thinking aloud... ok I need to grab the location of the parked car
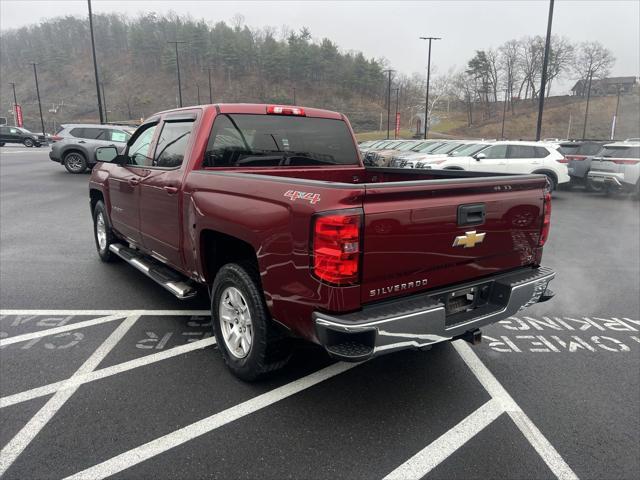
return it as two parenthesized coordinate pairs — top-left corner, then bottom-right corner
(409, 141), (569, 191)
(396, 141), (473, 168)
(0, 126), (45, 147)
(89, 103), (555, 380)
(388, 140), (447, 167)
(587, 141), (640, 196)
(366, 140), (426, 166)
(49, 124), (135, 173)
(558, 141), (607, 191)
(411, 142), (494, 168)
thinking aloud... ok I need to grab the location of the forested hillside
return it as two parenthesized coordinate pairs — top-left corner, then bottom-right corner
(0, 13), (388, 131)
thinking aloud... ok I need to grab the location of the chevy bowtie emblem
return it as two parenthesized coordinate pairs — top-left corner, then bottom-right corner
(453, 230), (486, 248)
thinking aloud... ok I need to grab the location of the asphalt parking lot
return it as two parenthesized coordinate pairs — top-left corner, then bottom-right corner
(1, 144), (639, 480)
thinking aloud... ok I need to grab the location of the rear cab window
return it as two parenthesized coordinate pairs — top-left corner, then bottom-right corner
(203, 114), (359, 167)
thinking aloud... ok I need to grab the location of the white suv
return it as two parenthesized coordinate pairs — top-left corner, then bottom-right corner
(415, 141), (570, 190)
(587, 141), (640, 196)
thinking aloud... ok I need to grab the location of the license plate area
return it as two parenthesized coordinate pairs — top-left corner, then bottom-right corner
(445, 287), (477, 315)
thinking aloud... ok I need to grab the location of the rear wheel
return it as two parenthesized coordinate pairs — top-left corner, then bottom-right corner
(211, 262), (291, 381)
(585, 178), (603, 192)
(92, 201), (116, 262)
(64, 152), (87, 174)
(23, 138), (34, 147)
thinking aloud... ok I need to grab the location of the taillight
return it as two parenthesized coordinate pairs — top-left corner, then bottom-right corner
(570, 155), (587, 161)
(539, 191), (552, 247)
(51, 135), (63, 141)
(556, 157), (569, 164)
(612, 159), (640, 165)
(267, 105), (306, 116)
(312, 212), (361, 285)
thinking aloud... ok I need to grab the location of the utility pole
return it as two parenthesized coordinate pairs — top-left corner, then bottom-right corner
(582, 71), (594, 139)
(167, 41), (187, 107)
(611, 84), (623, 140)
(382, 69), (394, 139)
(8, 82), (18, 126)
(208, 67), (213, 103)
(197, 84), (201, 105)
(501, 89), (508, 139)
(293, 87), (296, 105)
(419, 36), (441, 139)
(87, 0), (104, 123)
(393, 87), (400, 139)
(535, 0), (554, 141)
(101, 83), (109, 123)
(28, 63), (46, 136)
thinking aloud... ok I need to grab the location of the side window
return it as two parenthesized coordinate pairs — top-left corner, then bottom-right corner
(95, 129), (110, 140)
(127, 124), (157, 166)
(110, 130), (128, 143)
(10, 127), (19, 134)
(482, 145), (507, 159)
(508, 145), (536, 159)
(534, 147), (549, 158)
(153, 121), (194, 168)
(82, 128), (104, 140)
(203, 115), (248, 167)
(70, 128), (85, 138)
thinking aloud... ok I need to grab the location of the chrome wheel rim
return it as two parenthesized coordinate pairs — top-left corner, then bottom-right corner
(218, 287), (252, 359)
(96, 212), (107, 251)
(66, 154), (83, 171)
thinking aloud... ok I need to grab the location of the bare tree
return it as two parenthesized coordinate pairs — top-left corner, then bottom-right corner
(545, 36), (575, 97)
(486, 48), (500, 104)
(517, 36), (545, 101)
(572, 41), (615, 96)
(498, 39), (520, 114)
(451, 72), (475, 126)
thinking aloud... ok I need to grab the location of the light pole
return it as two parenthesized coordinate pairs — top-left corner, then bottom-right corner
(582, 71), (594, 139)
(393, 87), (400, 139)
(419, 36), (441, 139)
(293, 87), (296, 105)
(101, 83), (108, 123)
(197, 84), (201, 105)
(87, 0), (104, 123)
(28, 62), (46, 136)
(382, 69), (395, 139)
(501, 89), (508, 139)
(535, 0), (554, 141)
(208, 67), (213, 103)
(611, 83), (623, 140)
(8, 82), (18, 126)
(167, 41), (187, 107)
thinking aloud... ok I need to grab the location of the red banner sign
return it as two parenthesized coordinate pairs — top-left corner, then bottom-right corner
(394, 112), (401, 138)
(15, 104), (23, 127)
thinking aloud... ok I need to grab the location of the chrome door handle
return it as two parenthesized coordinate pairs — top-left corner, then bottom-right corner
(163, 186), (179, 194)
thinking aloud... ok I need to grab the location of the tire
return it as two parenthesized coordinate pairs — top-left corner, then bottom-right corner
(0, 143), (5, 147)
(585, 178), (603, 192)
(92, 201), (117, 262)
(211, 262), (291, 381)
(64, 152), (87, 174)
(23, 138), (34, 147)
(34, 143), (41, 148)
(543, 173), (556, 192)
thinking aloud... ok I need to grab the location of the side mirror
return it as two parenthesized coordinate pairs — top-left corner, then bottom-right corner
(95, 146), (125, 164)
(474, 153), (487, 161)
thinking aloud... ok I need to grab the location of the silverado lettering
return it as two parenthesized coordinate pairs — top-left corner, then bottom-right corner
(89, 103), (556, 381)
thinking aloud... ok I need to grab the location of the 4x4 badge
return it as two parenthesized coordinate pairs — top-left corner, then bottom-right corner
(453, 230), (486, 248)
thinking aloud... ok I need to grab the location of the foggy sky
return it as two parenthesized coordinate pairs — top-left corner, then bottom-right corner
(1, 0), (638, 94)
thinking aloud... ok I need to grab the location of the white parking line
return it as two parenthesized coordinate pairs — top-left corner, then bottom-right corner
(0, 313), (125, 347)
(0, 310), (210, 316)
(0, 337), (217, 409)
(0, 314), (140, 477)
(65, 362), (358, 480)
(453, 341), (578, 480)
(383, 400), (503, 480)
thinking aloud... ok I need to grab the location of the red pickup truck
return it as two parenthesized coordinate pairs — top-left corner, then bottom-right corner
(90, 104), (555, 380)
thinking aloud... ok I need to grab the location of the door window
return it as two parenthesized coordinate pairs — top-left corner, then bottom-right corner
(153, 121), (194, 168)
(508, 145), (536, 159)
(534, 147), (550, 158)
(110, 130), (129, 143)
(127, 124), (157, 166)
(481, 145), (507, 159)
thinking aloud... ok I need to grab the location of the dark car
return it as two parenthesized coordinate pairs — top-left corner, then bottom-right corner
(49, 124), (135, 173)
(558, 141), (606, 190)
(0, 126), (45, 147)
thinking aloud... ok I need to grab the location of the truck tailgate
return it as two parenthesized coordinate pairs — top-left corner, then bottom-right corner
(361, 176), (547, 304)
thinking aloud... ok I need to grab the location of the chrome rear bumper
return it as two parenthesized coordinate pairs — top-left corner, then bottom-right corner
(314, 266), (555, 361)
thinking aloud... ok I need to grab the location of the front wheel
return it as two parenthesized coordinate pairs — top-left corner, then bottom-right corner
(544, 174), (557, 193)
(92, 201), (117, 262)
(23, 138), (34, 147)
(211, 262), (291, 381)
(64, 152), (87, 174)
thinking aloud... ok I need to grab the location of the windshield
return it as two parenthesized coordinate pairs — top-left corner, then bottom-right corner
(416, 141), (444, 153)
(395, 142), (418, 151)
(598, 146), (640, 159)
(558, 144), (581, 155)
(431, 142), (463, 154)
(450, 143), (486, 157)
(203, 114), (359, 167)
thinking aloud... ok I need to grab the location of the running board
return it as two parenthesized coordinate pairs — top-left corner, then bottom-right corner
(109, 243), (198, 300)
